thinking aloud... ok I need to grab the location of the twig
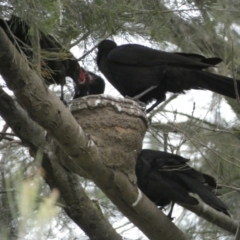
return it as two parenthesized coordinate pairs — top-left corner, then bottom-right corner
(76, 30), (119, 61)
(0, 140), (22, 150)
(70, 32), (90, 48)
(231, 38), (240, 103)
(77, 43), (98, 61)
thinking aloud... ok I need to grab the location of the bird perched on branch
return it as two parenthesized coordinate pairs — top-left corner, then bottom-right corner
(0, 15), (105, 101)
(135, 149), (229, 219)
(97, 39), (240, 112)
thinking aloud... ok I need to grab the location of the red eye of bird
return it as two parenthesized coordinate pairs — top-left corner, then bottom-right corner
(79, 68), (86, 83)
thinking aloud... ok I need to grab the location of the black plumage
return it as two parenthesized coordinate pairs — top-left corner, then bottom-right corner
(97, 39), (240, 112)
(136, 149), (229, 218)
(0, 15), (80, 100)
(73, 67), (105, 99)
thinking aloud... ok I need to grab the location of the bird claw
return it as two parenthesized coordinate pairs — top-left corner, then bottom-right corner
(167, 215), (175, 221)
(159, 206), (174, 221)
(60, 97), (68, 106)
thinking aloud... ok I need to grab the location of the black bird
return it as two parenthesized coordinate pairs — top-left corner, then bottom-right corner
(0, 15), (82, 101)
(136, 149), (229, 219)
(73, 67), (105, 99)
(97, 39), (240, 112)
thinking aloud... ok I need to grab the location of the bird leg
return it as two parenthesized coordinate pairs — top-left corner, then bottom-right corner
(133, 85), (158, 100)
(60, 85), (67, 105)
(60, 85), (64, 101)
(166, 202), (175, 221)
(125, 96), (146, 109)
(146, 99), (162, 113)
(159, 206), (166, 211)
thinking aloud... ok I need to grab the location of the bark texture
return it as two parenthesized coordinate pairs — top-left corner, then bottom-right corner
(0, 88), (122, 240)
(0, 28), (188, 240)
(180, 201), (238, 235)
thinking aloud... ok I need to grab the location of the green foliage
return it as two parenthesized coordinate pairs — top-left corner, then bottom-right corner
(0, 145), (59, 240)
(1, 0), (240, 239)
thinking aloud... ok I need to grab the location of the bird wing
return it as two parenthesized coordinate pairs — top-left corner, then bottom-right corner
(149, 151), (219, 192)
(136, 154), (198, 206)
(108, 44), (218, 69)
(153, 153), (216, 189)
(177, 173), (229, 215)
(174, 52), (222, 65)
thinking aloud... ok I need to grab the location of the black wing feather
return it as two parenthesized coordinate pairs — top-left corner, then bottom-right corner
(108, 44), (217, 69)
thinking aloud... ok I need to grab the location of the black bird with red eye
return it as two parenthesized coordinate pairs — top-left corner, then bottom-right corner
(0, 15), (105, 101)
(0, 15), (83, 101)
(73, 67), (105, 99)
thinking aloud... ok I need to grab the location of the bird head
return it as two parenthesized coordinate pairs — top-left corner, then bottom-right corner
(73, 68), (105, 99)
(97, 39), (117, 65)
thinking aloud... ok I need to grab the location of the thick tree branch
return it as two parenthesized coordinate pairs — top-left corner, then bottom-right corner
(0, 88), (122, 240)
(0, 28), (188, 240)
(0, 88), (46, 150)
(42, 153), (122, 240)
(180, 201), (238, 234)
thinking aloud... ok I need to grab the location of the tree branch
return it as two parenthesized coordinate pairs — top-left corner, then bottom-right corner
(0, 28), (188, 240)
(180, 201), (238, 234)
(0, 88), (122, 240)
(42, 153), (122, 240)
